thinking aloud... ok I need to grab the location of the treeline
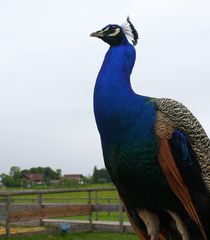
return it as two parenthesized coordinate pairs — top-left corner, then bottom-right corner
(0, 166), (61, 187)
(0, 165), (112, 188)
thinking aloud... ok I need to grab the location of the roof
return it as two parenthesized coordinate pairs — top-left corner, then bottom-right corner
(63, 174), (83, 179)
(23, 173), (44, 182)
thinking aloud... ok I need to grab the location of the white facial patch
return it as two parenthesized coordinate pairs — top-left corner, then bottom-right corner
(108, 28), (120, 36)
(101, 27), (110, 33)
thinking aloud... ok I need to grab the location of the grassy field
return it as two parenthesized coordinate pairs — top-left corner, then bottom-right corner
(2, 183), (114, 191)
(0, 232), (139, 240)
(0, 184), (118, 205)
(66, 212), (128, 221)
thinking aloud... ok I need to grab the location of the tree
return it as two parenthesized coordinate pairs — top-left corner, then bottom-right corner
(1, 175), (21, 187)
(96, 168), (112, 183)
(56, 169), (62, 178)
(92, 166), (112, 183)
(6, 166), (22, 187)
(44, 167), (61, 183)
(92, 166), (98, 183)
(9, 166), (20, 177)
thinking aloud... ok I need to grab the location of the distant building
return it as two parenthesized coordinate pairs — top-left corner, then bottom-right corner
(23, 173), (44, 187)
(62, 174), (84, 184)
(0, 176), (4, 188)
(48, 179), (60, 185)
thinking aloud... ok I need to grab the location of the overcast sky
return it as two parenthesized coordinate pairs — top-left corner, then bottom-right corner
(0, 0), (209, 176)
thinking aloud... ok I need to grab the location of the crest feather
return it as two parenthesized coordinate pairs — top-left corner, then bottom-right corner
(121, 17), (139, 46)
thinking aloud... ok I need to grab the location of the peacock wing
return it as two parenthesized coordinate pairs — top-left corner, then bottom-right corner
(154, 97), (210, 239)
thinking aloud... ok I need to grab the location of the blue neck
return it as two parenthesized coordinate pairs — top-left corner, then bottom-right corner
(93, 38), (158, 173)
(94, 41), (139, 138)
(94, 41), (136, 94)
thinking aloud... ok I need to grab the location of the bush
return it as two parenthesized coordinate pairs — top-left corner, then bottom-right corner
(98, 178), (107, 184)
(57, 179), (79, 188)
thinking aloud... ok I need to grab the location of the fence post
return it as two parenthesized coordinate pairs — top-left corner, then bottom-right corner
(107, 198), (110, 216)
(119, 200), (124, 232)
(88, 190), (93, 230)
(95, 190), (98, 221)
(38, 192), (43, 226)
(6, 195), (11, 238)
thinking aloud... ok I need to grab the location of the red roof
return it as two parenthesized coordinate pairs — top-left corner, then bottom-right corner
(63, 174), (83, 179)
(24, 173), (44, 182)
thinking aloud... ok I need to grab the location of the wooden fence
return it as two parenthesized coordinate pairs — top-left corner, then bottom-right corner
(0, 187), (129, 238)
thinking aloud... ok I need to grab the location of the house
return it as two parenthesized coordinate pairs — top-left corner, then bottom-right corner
(62, 174), (83, 184)
(23, 173), (44, 187)
(0, 176), (4, 188)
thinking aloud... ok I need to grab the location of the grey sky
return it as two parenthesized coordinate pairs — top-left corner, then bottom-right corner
(0, 0), (209, 176)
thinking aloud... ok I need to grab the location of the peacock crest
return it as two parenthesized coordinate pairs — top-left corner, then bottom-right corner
(121, 17), (139, 46)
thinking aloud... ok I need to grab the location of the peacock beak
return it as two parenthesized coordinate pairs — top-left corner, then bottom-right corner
(90, 30), (104, 38)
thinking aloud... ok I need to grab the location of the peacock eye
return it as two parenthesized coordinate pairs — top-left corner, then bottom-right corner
(108, 28), (116, 33)
(107, 27), (121, 37)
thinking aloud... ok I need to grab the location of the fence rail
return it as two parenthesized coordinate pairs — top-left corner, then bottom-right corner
(0, 187), (129, 238)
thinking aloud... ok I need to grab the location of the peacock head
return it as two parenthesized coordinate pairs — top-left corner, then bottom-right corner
(90, 17), (138, 46)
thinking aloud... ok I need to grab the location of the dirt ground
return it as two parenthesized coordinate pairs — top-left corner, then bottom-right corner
(0, 226), (46, 235)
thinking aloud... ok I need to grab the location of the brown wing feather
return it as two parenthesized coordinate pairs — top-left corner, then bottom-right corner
(158, 138), (207, 240)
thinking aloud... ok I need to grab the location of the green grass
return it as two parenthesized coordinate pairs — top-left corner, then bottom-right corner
(0, 232), (139, 240)
(59, 212), (128, 222)
(3, 183), (114, 191)
(1, 184), (118, 205)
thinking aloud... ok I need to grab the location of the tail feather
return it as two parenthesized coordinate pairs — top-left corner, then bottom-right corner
(157, 138), (207, 239)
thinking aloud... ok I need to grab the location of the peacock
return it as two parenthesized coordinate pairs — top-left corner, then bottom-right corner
(91, 17), (210, 240)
